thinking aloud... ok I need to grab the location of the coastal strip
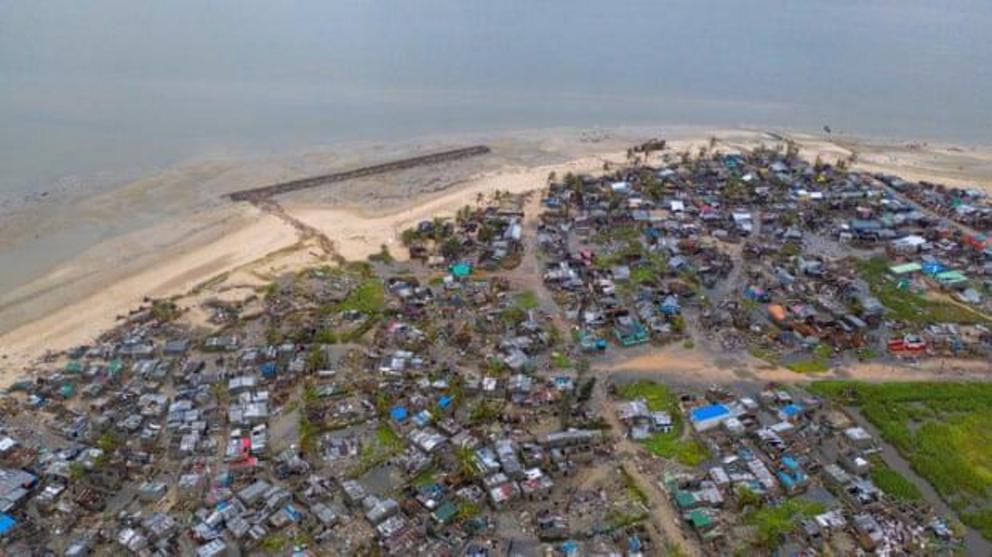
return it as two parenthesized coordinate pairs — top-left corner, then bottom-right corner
(227, 145), (492, 201)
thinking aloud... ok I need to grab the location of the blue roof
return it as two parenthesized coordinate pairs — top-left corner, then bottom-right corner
(782, 455), (800, 470)
(390, 406), (408, 421)
(260, 362), (277, 376)
(0, 514), (17, 536)
(450, 262), (473, 277)
(438, 395), (452, 409)
(284, 504), (303, 521)
(690, 404), (730, 422)
(782, 403), (804, 417)
(922, 261), (945, 276)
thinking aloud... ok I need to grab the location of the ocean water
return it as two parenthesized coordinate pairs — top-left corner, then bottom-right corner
(1, 0), (990, 198)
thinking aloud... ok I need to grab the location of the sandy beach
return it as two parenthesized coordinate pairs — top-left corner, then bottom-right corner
(2, 126), (992, 384)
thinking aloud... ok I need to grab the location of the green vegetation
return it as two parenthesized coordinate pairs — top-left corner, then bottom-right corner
(856, 346), (878, 362)
(645, 434), (709, 466)
(455, 445), (481, 478)
(350, 424), (406, 477)
(298, 413), (319, 455)
(150, 299), (182, 322)
(749, 346), (778, 365)
(744, 498), (825, 549)
(870, 458), (923, 502)
(810, 381), (992, 539)
(735, 485), (763, 510)
(96, 431), (121, 453)
(630, 266), (654, 284)
(785, 343), (832, 373)
(456, 500), (483, 521)
(592, 224), (641, 245)
(339, 315), (381, 343)
(617, 381), (677, 412)
(604, 508), (648, 530)
(260, 533), (289, 552)
(367, 243), (394, 263)
(619, 465), (649, 506)
(336, 278), (386, 314)
(551, 352), (571, 369)
(375, 424), (403, 450)
(469, 400), (504, 425)
(514, 290), (540, 310)
(617, 381), (709, 466)
(410, 466), (438, 488)
(498, 305), (528, 327)
(857, 257), (991, 326)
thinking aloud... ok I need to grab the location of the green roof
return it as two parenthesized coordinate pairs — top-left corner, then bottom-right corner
(432, 501), (458, 524)
(936, 270), (967, 283)
(450, 262), (473, 278)
(687, 509), (714, 530)
(889, 262), (922, 275)
(65, 360), (83, 374)
(674, 490), (697, 509)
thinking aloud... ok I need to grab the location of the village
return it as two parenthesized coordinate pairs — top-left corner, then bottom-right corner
(1, 138), (992, 556)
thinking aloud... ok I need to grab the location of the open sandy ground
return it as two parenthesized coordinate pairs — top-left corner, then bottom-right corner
(2, 126), (991, 384)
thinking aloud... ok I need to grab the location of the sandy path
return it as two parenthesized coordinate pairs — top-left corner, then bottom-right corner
(605, 345), (992, 386)
(592, 379), (701, 555)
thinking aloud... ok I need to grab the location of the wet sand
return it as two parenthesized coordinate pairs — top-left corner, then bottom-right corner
(2, 126), (992, 384)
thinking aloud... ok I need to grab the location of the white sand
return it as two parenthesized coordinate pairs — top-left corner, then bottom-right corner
(2, 127), (991, 384)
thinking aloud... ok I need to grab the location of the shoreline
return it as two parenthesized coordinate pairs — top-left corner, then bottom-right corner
(3, 126), (992, 384)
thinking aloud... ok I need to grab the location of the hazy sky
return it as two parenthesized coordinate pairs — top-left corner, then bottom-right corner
(2, 0), (990, 195)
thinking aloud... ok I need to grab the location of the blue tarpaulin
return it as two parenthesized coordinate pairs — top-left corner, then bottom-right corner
(922, 261), (945, 276)
(390, 406), (408, 422)
(782, 403), (804, 417)
(438, 395), (452, 409)
(690, 404), (730, 423)
(0, 514), (17, 536)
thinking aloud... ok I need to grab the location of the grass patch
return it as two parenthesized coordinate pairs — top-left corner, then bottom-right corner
(870, 458), (923, 502)
(336, 278), (386, 314)
(810, 381), (992, 539)
(551, 352), (571, 369)
(745, 498), (825, 549)
(645, 434), (709, 466)
(618, 381), (708, 467)
(603, 508), (648, 530)
(515, 290), (540, 310)
(857, 257), (991, 326)
(785, 343), (832, 374)
(619, 465), (649, 506)
(618, 380), (678, 412)
(592, 224), (641, 245)
(350, 424), (405, 477)
(749, 346), (778, 365)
